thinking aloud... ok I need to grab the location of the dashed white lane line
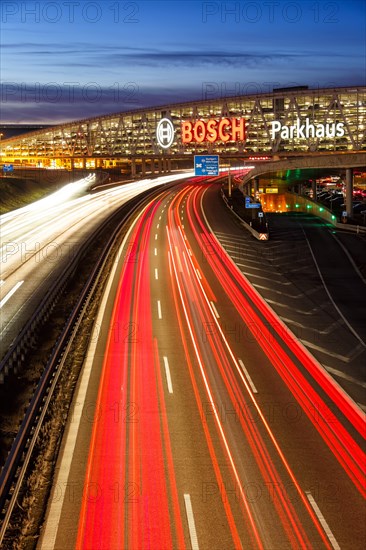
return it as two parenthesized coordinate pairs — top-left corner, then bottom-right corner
(163, 356), (173, 394)
(196, 269), (202, 280)
(155, 268), (159, 280)
(154, 248), (158, 256)
(210, 301), (220, 319)
(238, 359), (258, 393)
(305, 491), (340, 550)
(184, 494), (199, 550)
(155, 233), (158, 240)
(157, 300), (162, 319)
(0, 280), (4, 287)
(0, 280), (24, 309)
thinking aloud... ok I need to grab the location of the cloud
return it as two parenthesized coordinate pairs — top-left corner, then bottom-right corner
(3, 41), (359, 70)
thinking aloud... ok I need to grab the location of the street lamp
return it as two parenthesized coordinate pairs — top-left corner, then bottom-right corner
(228, 161), (232, 198)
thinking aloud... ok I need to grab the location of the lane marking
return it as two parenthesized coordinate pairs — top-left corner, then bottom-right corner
(210, 301), (220, 319)
(155, 268), (159, 280)
(155, 233), (158, 240)
(0, 280), (24, 309)
(305, 492), (340, 550)
(300, 340), (361, 363)
(241, 271), (292, 286)
(0, 280), (4, 287)
(279, 317), (341, 335)
(157, 223), (160, 229)
(266, 298), (319, 315)
(238, 359), (258, 393)
(157, 300), (162, 319)
(324, 365), (366, 389)
(163, 356), (173, 394)
(252, 283), (318, 299)
(154, 248), (158, 256)
(196, 269), (202, 280)
(183, 494), (199, 550)
(329, 231), (366, 284)
(303, 230), (366, 348)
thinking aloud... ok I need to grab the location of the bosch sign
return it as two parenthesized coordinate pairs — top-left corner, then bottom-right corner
(181, 117), (246, 144)
(156, 118), (175, 149)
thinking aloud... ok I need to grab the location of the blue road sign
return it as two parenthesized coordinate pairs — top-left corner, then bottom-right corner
(245, 198), (260, 209)
(194, 155), (219, 176)
(3, 164), (14, 172)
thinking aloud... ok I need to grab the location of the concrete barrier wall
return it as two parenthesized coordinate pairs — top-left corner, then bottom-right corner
(279, 192), (338, 225)
(221, 190), (269, 241)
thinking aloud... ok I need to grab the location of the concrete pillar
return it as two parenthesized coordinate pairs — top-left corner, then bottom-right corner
(346, 168), (353, 218)
(312, 179), (317, 200)
(157, 158), (162, 174)
(167, 159), (172, 173)
(131, 159), (136, 178)
(253, 178), (259, 196)
(141, 158), (146, 176)
(150, 159), (155, 175)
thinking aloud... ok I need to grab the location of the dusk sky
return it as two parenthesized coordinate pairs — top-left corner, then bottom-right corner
(1, 0), (365, 124)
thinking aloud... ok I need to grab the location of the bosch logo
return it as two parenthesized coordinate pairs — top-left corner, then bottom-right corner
(156, 118), (175, 149)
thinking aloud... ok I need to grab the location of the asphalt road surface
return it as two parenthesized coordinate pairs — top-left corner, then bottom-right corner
(38, 182), (365, 550)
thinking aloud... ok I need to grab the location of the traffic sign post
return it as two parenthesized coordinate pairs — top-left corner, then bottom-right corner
(194, 155), (219, 176)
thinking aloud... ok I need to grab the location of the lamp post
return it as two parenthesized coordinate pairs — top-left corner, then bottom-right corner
(0, 133), (3, 174)
(228, 161), (232, 198)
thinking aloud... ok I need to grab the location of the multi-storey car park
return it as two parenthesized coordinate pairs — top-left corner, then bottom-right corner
(1, 86), (365, 173)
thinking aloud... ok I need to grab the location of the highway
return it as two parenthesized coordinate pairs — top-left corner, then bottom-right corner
(0, 173), (192, 361)
(38, 182), (365, 550)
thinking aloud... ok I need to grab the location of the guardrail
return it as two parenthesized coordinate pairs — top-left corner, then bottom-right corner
(336, 222), (366, 234)
(221, 189), (269, 241)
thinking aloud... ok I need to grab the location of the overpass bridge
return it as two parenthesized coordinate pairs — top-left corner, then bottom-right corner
(240, 152), (366, 219)
(1, 86), (365, 176)
(1, 86), (365, 216)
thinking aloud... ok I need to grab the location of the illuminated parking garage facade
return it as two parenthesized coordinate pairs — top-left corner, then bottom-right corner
(1, 86), (365, 170)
